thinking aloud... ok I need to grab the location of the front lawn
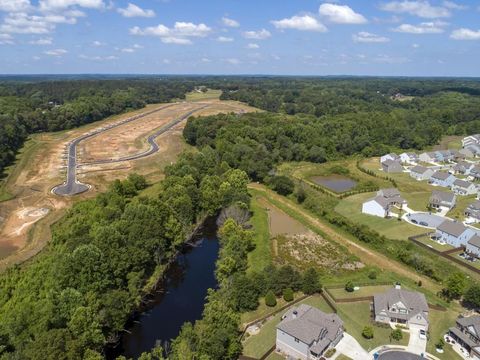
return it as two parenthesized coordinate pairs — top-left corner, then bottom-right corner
(427, 306), (463, 360)
(412, 234), (455, 252)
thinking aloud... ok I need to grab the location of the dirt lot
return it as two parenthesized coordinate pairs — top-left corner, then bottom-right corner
(0, 99), (257, 269)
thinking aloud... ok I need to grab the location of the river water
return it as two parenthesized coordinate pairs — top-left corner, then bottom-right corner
(113, 220), (220, 359)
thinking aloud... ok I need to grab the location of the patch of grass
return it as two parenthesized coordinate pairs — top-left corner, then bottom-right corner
(247, 195), (272, 273)
(447, 194), (476, 221)
(336, 301), (409, 351)
(327, 285), (394, 299)
(427, 306), (463, 360)
(413, 234), (455, 252)
(335, 355), (353, 360)
(185, 89), (221, 101)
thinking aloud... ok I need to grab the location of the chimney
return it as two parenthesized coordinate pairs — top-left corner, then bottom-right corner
(292, 310), (298, 319)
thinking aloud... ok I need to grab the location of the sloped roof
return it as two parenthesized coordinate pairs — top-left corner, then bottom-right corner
(453, 179), (474, 189)
(468, 235), (480, 249)
(374, 288), (428, 316)
(411, 165), (430, 175)
(457, 316), (480, 338)
(382, 159), (401, 167)
(467, 200), (480, 211)
(430, 190), (455, 204)
(437, 219), (468, 237)
(431, 171), (452, 180)
(378, 188), (401, 198)
(277, 304), (343, 346)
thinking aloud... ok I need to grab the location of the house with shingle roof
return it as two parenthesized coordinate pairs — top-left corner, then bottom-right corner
(373, 286), (429, 329)
(380, 153), (400, 163)
(465, 200), (480, 222)
(410, 165), (434, 181)
(462, 135), (480, 148)
(419, 152), (437, 163)
(429, 171), (456, 187)
(276, 304), (344, 360)
(400, 152), (418, 164)
(429, 190), (456, 210)
(449, 316), (480, 359)
(381, 159), (403, 173)
(467, 235), (480, 257)
(436, 219), (476, 247)
(452, 179), (477, 196)
(453, 161), (475, 175)
(362, 189), (406, 218)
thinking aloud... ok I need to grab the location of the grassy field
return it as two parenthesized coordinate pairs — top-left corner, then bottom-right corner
(185, 89), (221, 101)
(335, 192), (425, 241)
(413, 234), (454, 252)
(242, 295), (332, 358)
(427, 305), (464, 360)
(247, 195), (272, 273)
(448, 194), (476, 221)
(327, 285), (393, 299)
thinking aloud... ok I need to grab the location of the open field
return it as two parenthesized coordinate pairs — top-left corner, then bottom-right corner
(0, 99), (257, 269)
(185, 89), (222, 101)
(432, 135), (463, 151)
(247, 195), (272, 274)
(327, 284), (393, 299)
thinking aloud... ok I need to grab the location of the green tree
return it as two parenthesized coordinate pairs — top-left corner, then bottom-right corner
(265, 290), (277, 307)
(301, 268), (322, 295)
(283, 288), (294, 302)
(345, 281), (355, 293)
(362, 326), (374, 339)
(464, 283), (480, 308)
(444, 272), (467, 299)
(268, 175), (294, 196)
(391, 328), (403, 341)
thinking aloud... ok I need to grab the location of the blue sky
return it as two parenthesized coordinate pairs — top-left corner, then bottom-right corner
(0, 0), (479, 76)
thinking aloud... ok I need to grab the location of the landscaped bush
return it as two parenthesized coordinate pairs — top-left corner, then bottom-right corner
(345, 281), (355, 292)
(391, 328), (403, 341)
(324, 348), (336, 358)
(265, 290), (277, 307)
(283, 288), (294, 302)
(362, 326), (374, 339)
(368, 270), (377, 280)
(436, 338), (445, 350)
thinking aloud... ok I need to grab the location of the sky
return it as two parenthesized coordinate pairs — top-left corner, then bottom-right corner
(0, 0), (480, 76)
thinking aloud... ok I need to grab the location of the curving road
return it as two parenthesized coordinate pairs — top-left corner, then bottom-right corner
(52, 103), (206, 196)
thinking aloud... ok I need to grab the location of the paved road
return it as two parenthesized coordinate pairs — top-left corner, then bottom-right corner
(52, 103), (201, 196)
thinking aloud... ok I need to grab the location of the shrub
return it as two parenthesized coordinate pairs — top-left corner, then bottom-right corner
(265, 290), (277, 307)
(436, 338), (445, 350)
(324, 348), (336, 358)
(345, 281), (355, 292)
(283, 288), (294, 302)
(268, 175), (294, 196)
(391, 328), (403, 341)
(362, 326), (374, 339)
(368, 270), (377, 280)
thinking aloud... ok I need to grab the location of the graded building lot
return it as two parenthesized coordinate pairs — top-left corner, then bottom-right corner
(0, 99), (257, 269)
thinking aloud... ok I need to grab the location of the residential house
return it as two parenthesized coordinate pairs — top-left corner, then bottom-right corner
(459, 147), (475, 159)
(465, 200), (480, 222)
(429, 171), (456, 187)
(462, 134), (480, 148)
(381, 159), (403, 173)
(419, 152), (437, 163)
(373, 286), (429, 329)
(467, 144), (480, 158)
(435, 150), (455, 162)
(452, 179), (477, 196)
(453, 161), (475, 175)
(435, 219), (476, 247)
(380, 153), (400, 163)
(471, 166), (480, 181)
(429, 190), (456, 210)
(410, 165), (434, 181)
(276, 304), (344, 360)
(362, 188), (406, 218)
(400, 152), (418, 164)
(449, 316), (480, 360)
(467, 235), (480, 257)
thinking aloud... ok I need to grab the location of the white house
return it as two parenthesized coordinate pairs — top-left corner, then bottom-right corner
(381, 159), (403, 173)
(462, 134), (480, 148)
(429, 171), (456, 187)
(400, 152), (418, 164)
(436, 219), (476, 247)
(410, 165), (434, 181)
(362, 196), (391, 218)
(452, 179), (477, 196)
(466, 235), (480, 257)
(419, 152), (437, 163)
(276, 304), (344, 360)
(430, 190), (456, 210)
(380, 153), (400, 163)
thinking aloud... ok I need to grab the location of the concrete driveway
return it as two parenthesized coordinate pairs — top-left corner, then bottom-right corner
(335, 333), (370, 360)
(407, 324), (427, 355)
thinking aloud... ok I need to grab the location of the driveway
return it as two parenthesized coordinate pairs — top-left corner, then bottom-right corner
(335, 333), (370, 360)
(407, 324), (427, 355)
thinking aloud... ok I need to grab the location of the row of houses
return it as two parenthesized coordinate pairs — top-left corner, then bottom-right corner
(436, 219), (480, 257)
(409, 167), (478, 195)
(462, 134), (480, 158)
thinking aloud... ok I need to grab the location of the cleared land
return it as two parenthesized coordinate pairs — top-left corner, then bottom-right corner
(0, 99), (257, 268)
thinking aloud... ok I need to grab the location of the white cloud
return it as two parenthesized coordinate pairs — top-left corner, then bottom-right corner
(221, 17), (239, 27)
(373, 54), (410, 63)
(38, 0), (105, 11)
(225, 58), (241, 65)
(442, 1), (467, 10)
(246, 43), (259, 49)
(201, 57), (211, 62)
(92, 40), (104, 46)
(380, 1), (451, 18)
(393, 21), (448, 34)
(79, 54), (117, 60)
(271, 15), (327, 32)
(121, 47), (135, 53)
(319, 3), (367, 24)
(353, 31), (390, 43)
(0, 32), (14, 44)
(132, 43), (142, 48)
(0, 13), (53, 34)
(30, 37), (53, 45)
(0, 0), (32, 12)
(412, 43), (420, 47)
(44, 48), (67, 56)
(118, 3), (155, 18)
(242, 28), (271, 39)
(450, 28), (480, 40)
(217, 36), (233, 42)
(130, 22), (211, 44)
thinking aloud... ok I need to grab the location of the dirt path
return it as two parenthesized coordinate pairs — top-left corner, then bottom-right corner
(249, 183), (441, 292)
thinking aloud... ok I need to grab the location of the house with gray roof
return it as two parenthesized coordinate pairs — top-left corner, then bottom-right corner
(465, 200), (480, 222)
(462, 134), (480, 148)
(453, 161), (475, 175)
(381, 159), (403, 173)
(410, 165), (434, 181)
(373, 286), (429, 329)
(400, 152), (418, 164)
(471, 165), (480, 180)
(467, 144), (480, 157)
(459, 147), (475, 159)
(380, 153), (400, 163)
(276, 304), (344, 360)
(452, 179), (477, 196)
(449, 316), (480, 359)
(436, 219), (476, 247)
(429, 171), (456, 187)
(419, 152), (437, 163)
(435, 150), (455, 162)
(467, 235), (480, 257)
(429, 190), (456, 210)
(362, 189), (406, 218)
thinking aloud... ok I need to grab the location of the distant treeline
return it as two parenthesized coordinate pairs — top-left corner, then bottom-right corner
(0, 79), (193, 177)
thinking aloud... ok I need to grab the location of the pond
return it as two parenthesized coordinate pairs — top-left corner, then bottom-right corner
(310, 175), (357, 193)
(110, 218), (219, 359)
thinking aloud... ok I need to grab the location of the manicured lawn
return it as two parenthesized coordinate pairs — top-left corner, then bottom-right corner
(413, 234), (455, 252)
(449, 250), (480, 270)
(336, 355), (353, 360)
(335, 192), (425, 241)
(427, 306), (463, 360)
(241, 295), (332, 359)
(335, 301), (409, 352)
(327, 285), (394, 299)
(447, 194), (477, 221)
(247, 195), (272, 273)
